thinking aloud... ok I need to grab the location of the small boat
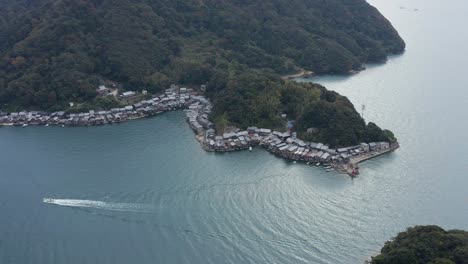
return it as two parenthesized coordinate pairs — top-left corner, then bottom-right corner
(316, 162), (321, 166)
(293, 161), (297, 164)
(61, 125), (65, 127)
(324, 166), (332, 169)
(43, 198), (54, 203)
(45, 124), (49, 127)
(306, 162), (310, 165)
(326, 168), (334, 172)
(22, 124), (28, 127)
(249, 146), (252, 151)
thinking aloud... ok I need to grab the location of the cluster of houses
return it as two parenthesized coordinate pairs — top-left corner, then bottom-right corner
(204, 127), (390, 164)
(185, 96), (215, 135)
(182, 94), (394, 171)
(0, 86), (196, 127)
(1, 83), (396, 176)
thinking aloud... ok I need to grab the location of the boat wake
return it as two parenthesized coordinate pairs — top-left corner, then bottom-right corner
(43, 198), (154, 213)
(43, 198), (310, 248)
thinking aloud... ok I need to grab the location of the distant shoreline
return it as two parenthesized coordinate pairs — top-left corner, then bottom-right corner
(281, 70), (315, 80)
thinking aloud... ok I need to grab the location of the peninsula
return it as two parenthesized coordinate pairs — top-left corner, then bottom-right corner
(0, 84), (398, 177)
(0, 0), (405, 173)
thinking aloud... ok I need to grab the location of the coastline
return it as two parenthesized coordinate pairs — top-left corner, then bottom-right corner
(0, 88), (194, 128)
(0, 87), (397, 177)
(281, 69), (315, 80)
(184, 97), (397, 177)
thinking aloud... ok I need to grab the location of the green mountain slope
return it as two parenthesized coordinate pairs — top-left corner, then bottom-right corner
(0, 0), (404, 110)
(0, 0), (404, 146)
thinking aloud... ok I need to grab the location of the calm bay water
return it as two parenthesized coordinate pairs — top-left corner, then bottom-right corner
(1, 0), (468, 263)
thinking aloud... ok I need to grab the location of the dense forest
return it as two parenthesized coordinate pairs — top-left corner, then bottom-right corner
(0, 0), (404, 146)
(208, 68), (396, 146)
(372, 226), (468, 264)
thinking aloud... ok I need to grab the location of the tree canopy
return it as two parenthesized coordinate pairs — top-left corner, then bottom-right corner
(0, 0), (404, 146)
(372, 226), (468, 264)
(0, 0), (404, 111)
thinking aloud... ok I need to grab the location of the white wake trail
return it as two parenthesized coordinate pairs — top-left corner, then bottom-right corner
(43, 198), (154, 213)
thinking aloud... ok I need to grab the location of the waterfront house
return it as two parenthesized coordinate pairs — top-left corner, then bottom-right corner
(288, 145), (298, 153)
(327, 149), (337, 155)
(380, 142), (390, 149)
(294, 139), (307, 147)
(360, 143), (370, 152)
(205, 129), (216, 139)
(321, 152), (331, 162)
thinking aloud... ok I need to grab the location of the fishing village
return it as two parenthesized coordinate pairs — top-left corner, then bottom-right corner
(0, 85), (398, 177)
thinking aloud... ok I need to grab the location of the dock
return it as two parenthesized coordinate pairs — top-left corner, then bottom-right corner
(349, 143), (399, 165)
(335, 143), (399, 177)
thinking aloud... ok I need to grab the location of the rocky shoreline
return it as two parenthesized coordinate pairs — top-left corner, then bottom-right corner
(0, 86), (397, 177)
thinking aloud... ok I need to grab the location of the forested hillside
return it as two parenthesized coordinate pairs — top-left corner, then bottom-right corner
(0, 0), (404, 110)
(372, 226), (468, 264)
(0, 0), (404, 146)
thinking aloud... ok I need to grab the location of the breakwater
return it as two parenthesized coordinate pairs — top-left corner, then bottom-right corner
(0, 86), (397, 176)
